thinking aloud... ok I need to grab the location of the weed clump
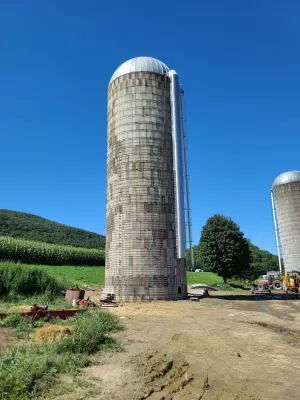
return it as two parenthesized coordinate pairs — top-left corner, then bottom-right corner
(0, 344), (89, 400)
(56, 310), (122, 354)
(0, 310), (122, 399)
(0, 262), (64, 300)
(219, 283), (234, 291)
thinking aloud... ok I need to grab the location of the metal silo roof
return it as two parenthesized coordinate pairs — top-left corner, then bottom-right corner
(109, 56), (169, 86)
(273, 171), (300, 188)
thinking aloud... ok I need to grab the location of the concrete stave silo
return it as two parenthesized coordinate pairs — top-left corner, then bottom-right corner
(272, 171), (300, 273)
(103, 57), (187, 301)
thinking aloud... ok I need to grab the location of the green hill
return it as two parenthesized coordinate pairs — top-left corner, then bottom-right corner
(0, 209), (105, 249)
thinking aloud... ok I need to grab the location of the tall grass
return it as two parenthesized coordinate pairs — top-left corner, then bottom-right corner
(0, 345), (89, 400)
(0, 310), (122, 399)
(56, 310), (122, 354)
(0, 262), (64, 300)
(0, 236), (105, 266)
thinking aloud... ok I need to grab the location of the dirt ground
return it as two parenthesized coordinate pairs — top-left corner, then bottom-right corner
(0, 327), (18, 353)
(48, 289), (300, 400)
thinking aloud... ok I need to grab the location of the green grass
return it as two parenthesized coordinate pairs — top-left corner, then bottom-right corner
(187, 272), (250, 291)
(10, 264), (215, 288)
(187, 272), (223, 285)
(0, 261), (105, 288)
(36, 264), (105, 286)
(0, 310), (122, 399)
(21, 265), (223, 289)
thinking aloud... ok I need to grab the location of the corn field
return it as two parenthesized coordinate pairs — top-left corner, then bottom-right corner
(0, 236), (105, 266)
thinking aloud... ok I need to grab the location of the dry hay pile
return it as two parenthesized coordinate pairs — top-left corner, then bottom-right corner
(33, 325), (73, 343)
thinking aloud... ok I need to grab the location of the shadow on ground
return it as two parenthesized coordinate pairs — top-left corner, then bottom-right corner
(230, 283), (251, 291)
(196, 293), (300, 301)
(211, 293), (300, 301)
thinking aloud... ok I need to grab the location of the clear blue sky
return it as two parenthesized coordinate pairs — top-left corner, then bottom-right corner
(1, 0), (299, 254)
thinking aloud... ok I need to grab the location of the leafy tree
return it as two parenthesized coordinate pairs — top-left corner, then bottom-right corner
(248, 241), (281, 278)
(186, 242), (210, 271)
(186, 243), (208, 271)
(187, 217), (281, 279)
(199, 215), (251, 282)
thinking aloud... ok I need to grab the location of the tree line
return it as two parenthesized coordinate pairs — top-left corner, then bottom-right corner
(186, 214), (280, 282)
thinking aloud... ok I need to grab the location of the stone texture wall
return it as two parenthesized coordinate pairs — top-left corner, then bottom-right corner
(274, 183), (300, 272)
(103, 71), (187, 301)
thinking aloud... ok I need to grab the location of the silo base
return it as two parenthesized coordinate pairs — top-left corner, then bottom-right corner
(101, 282), (188, 302)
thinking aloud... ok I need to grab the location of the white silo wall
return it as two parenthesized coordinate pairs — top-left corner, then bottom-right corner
(273, 171), (300, 273)
(103, 57), (187, 301)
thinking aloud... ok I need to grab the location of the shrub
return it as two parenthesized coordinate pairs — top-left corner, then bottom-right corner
(56, 310), (122, 354)
(0, 263), (64, 300)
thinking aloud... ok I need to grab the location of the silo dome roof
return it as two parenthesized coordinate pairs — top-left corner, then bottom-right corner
(109, 56), (169, 86)
(273, 171), (300, 188)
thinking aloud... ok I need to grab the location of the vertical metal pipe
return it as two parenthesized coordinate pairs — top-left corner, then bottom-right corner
(169, 70), (186, 259)
(179, 87), (194, 270)
(271, 189), (282, 274)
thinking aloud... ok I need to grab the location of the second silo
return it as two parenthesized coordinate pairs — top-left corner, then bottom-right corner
(272, 171), (300, 273)
(103, 57), (187, 301)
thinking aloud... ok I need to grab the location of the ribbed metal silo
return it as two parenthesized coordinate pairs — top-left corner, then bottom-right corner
(103, 56), (187, 301)
(272, 171), (300, 273)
